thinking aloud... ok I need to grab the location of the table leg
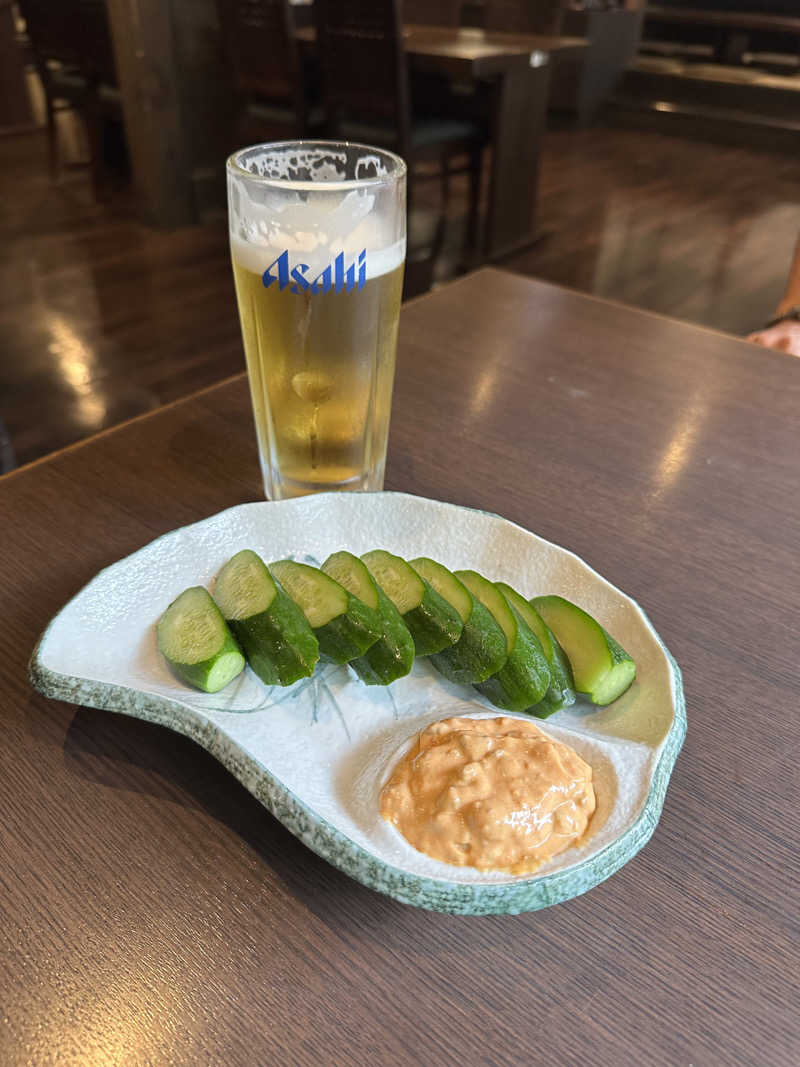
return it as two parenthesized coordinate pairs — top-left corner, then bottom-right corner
(484, 56), (551, 261)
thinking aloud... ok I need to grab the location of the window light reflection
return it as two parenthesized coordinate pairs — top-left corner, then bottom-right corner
(47, 315), (107, 428)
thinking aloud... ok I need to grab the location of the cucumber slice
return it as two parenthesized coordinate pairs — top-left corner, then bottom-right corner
(531, 595), (636, 706)
(156, 587), (245, 693)
(214, 550), (319, 686)
(410, 558), (507, 684)
(362, 550), (462, 657)
(270, 559), (382, 665)
(321, 550), (379, 610)
(455, 570), (550, 712)
(495, 583), (576, 717)
(408, 558), (472, 621)
(321, 552), (415, 684)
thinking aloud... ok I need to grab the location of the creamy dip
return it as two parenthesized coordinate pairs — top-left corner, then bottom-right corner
(380, 716), (596, 874)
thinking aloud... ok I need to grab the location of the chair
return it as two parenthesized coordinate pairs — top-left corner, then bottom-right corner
(18, 0), (122, 196)
(315, 0), (485, 260)
(217, 0), (323, 144)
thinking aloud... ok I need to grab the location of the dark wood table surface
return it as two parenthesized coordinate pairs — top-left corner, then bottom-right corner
(298, 25), (588, 261)
(296, 23), (588, 77)
(2, 269), (798, 1065)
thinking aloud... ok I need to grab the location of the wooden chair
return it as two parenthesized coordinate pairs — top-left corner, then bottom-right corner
(315, 0), (485, 258)
(18, 0), (121, 196)
(217, 0), (323, 144)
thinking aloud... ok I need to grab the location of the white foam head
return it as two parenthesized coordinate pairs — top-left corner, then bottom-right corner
(228, 143), (406, 280)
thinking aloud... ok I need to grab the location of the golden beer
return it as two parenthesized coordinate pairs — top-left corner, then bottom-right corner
(227, 141), (407, 499)
(232, 249), (403, 498)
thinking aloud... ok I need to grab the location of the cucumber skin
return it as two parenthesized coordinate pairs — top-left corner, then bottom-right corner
(528, 647), (577, 717)
(225, 587), (319, 686)
(362, 550), (462, 656)
(494, 584), (576, 715)
(430, 598), (507, 685)
(409, 558), (472, 623)
(541, 625), (576, 706)
(531, 595), (635, 705)
(590, 632), (636, 705)
(165, 627), (245, 693)
(402, 581), (463, 657)
(606, 631), (634, 668)
(350, 585), (415, 685)
(526, 626), (576, 716)
(474, 610), (551, 713)
(322, 551), (378, 610)
(315, 591), (382, 665)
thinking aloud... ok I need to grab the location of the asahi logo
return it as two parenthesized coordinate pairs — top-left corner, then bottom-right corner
(262, 249), (367, 295)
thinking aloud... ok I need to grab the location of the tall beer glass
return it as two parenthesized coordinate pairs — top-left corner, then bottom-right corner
(227, 142), (407, 500)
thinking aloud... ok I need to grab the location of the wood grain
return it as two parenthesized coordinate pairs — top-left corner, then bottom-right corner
(1, 268), (799, 1066)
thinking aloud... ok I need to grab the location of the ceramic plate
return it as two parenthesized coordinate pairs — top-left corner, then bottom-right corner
(30, 492), (685, 915)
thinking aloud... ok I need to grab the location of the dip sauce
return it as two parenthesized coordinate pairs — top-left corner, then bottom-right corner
(380, 716), (596, 874)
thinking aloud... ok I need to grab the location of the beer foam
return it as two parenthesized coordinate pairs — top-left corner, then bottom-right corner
(231, 231), (405, 281)
(230, 180), (405, 280)
(233, 144), (396, 186)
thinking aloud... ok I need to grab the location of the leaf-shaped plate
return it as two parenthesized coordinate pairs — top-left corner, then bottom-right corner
(29, 492), (685, 915)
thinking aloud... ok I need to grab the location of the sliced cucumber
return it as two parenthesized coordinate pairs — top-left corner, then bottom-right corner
(321, 551), (379, 610)
(321, 551), (415, 684)
(410, 557), (506, 684)
(408, 558), (472, 621)
(495, 583), (576, 717)
(362, 549), (462, 657)
(270, 559), (381, 665)
(214, 550), (319, 686)
(531, 595), (636, 706)
(455, 570), (550, 712)
(453, 570), (516, 645)
(157, 587), (245, 693)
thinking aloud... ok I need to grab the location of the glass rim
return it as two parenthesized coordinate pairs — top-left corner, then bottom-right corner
(226, 140), (407, 192)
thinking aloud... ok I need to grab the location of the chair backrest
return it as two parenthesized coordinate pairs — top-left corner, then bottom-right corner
(78, 0), (118, 84)
(20, 0), (117, 83)
(315, 0), (410, 151)
(217, 0), (304, 113)
(19, 0), (84, 71)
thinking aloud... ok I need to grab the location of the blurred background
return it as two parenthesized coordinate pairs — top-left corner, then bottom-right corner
(1, 0), (798, 473)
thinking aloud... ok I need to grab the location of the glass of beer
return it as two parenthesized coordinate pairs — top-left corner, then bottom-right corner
(226, 141), (407, 500)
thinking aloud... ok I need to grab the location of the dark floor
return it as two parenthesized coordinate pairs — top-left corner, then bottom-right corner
(1, 119), (798, 472)
(502, 125), (800, 337)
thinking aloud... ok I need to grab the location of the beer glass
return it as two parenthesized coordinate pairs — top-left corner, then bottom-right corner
(226, 142), (407, 500)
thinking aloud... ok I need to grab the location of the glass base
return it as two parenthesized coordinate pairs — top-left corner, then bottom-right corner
(262, 467), (386, 501)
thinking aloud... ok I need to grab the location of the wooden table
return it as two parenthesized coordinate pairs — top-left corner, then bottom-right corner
(298, 25), (587, 260)
(2, 269), (799, 1065)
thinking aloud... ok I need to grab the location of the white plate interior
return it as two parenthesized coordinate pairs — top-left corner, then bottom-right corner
(36, 493), (679, 888)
